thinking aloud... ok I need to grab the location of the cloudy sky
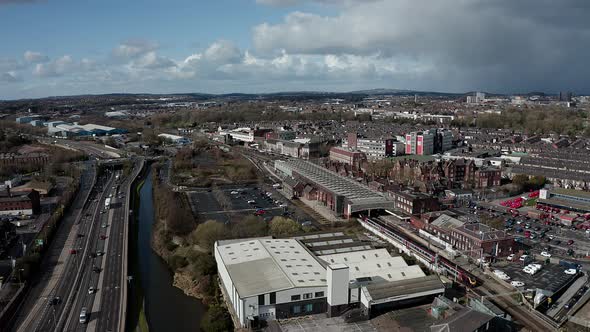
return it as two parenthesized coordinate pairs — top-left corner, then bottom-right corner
(0, 0), (589, 99)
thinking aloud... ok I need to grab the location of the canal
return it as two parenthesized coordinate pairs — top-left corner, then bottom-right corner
(129, 168), (206, 331)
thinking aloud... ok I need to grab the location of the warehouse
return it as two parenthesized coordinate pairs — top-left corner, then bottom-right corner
(274, 159), (395, 218)
(47, 122), (126, 137)
(215, 236), (445, 328)
(158, 133), (191, 145)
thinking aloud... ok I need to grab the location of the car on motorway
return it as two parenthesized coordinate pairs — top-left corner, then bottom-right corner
(88, 287), (95, 294)
(70, 249), (77, 255)
(79, 307), (88, 324)
(511, 281), (525, 287)
(96, 251), (104, 256)
(100, 235), (107, 240)
(101, 223), (108, 228)
(247, 200), (256, 204)
(565, 269), (578, 275)
(541, 251), (551, 257)
(230, 191), (239, 195)
(49, 296), (61, 306)
(93, 266), (101, 273)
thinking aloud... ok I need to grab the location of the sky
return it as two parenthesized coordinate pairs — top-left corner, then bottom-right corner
(0, 0), (589, 99)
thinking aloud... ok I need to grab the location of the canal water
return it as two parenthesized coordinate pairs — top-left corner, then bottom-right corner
(133, 168), (206, 331)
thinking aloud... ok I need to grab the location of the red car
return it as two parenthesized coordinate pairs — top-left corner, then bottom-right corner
(100, 235), (107, 240)
(568, 240), (574, 245)
(70, 249), (77, 254)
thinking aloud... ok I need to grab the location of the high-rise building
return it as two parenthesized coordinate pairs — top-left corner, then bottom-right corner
(406, 131), (435, 155)
(406, 129), (453, 156)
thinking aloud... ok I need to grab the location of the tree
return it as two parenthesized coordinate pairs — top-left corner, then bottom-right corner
(511, 174), (529, 187)
(190, 220), (228, 251)
(269, 217), (301, 238)
(231, 216), (268, 239)
(200, 304), (233, 332)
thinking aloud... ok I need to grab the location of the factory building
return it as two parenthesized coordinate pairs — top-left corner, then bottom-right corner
(47, 122), (126, 137)
(215, 236), (445, 328)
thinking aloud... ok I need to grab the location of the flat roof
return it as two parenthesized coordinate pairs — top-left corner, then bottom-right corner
(363, 274), (444, 302)
(318, 249), (425, 283)
(216, 238), (326, 298)
(538, 197), (590, 213)
(552, 188), (590, 200)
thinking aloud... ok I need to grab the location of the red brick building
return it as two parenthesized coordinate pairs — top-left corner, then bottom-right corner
(0, 190), (41, 216)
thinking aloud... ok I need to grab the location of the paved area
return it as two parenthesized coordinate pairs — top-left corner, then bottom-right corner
(498, 261), (576, 292)
(188, 184), (314, 226)
(277, 315), (377, 332)
(371, 305), (437, 332)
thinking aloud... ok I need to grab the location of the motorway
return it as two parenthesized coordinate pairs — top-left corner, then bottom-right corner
(13, 162), (101, 331)
(13, 154), (142, 332)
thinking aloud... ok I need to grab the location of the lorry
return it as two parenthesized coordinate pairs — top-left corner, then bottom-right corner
(105, 198), (111, 209)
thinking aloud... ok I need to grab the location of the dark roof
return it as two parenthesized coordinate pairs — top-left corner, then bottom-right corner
(365, 275), (444, 302)
(430, 307), (494, 332)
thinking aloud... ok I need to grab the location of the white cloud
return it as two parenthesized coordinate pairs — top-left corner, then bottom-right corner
(132, 51), (176, 69)
(113, 40), (159, 58)
(33, 55), (76, 77)
(23, 51), (49, 63)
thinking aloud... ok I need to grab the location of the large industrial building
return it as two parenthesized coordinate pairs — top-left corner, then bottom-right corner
(215, 235), (445, 328)
(274, 159), (395, 218)
(46, 122), (126, 137)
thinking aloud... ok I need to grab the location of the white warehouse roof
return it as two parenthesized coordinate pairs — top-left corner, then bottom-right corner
(318, 249), (426, 282)
(216, 238), (327, 297)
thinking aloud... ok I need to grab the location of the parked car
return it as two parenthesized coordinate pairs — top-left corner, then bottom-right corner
(541, 251), (551, 258)
(230, 191), (239, 195)
(568, 240), (575, 245)
(507, 254), (515, 261)
(565, 269), (578, 275)
(511, 281), (525, 287)
(519, 255), (529, 261)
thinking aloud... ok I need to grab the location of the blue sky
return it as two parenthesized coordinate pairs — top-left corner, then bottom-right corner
(1, 0), (589, 99)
